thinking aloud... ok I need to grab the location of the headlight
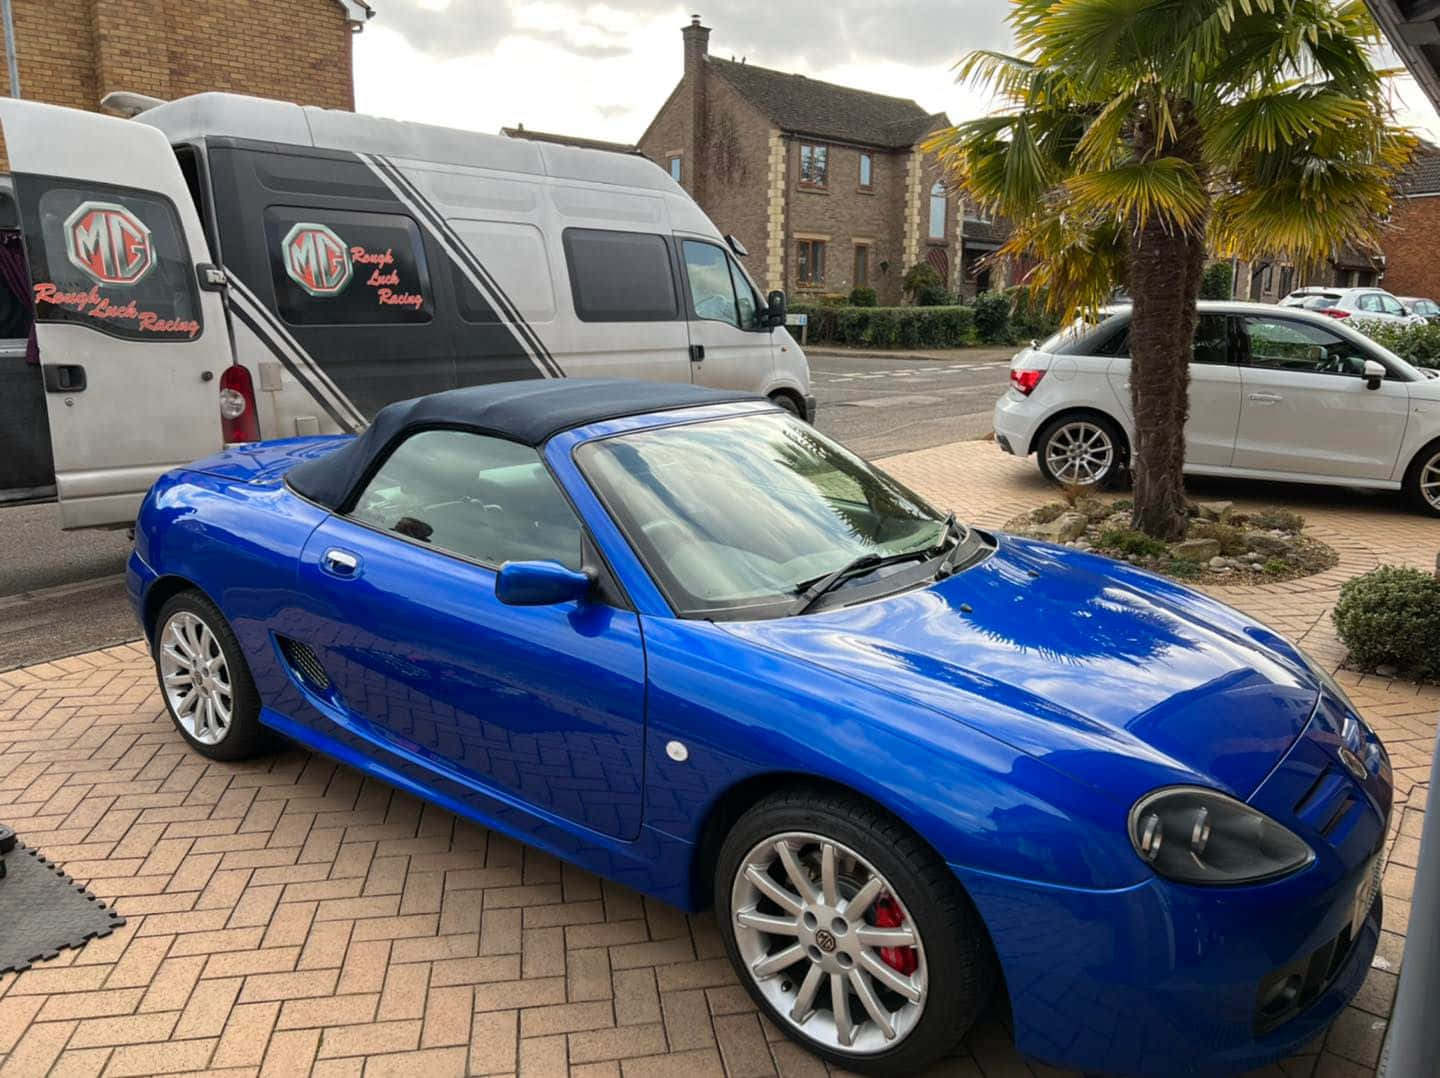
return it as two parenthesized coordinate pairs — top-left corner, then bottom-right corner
(1129, 787), (1314, 885)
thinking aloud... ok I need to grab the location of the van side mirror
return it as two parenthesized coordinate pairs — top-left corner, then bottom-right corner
(495, 561), (592, 605)
(1363, 359), (1386, 390)
(766, 289), (787, 329)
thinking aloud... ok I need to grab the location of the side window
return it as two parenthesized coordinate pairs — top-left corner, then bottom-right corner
(1357, 293), (1381, 313)
(682, 240), (738, 326)
(23, 183), (203, 342)
(1240, 317), (1374, 377)
(1192, 314), (1230, 365)
(1380, 294), (1405, 316)
(1092, 324), (1130, 357)
(728, 257), (759, 330)
(350, 430), (582, 570)
(266, 207), (433, 326)
(563, 228), (678, 323)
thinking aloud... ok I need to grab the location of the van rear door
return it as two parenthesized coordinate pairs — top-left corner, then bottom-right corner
(0, 100), (235, 529)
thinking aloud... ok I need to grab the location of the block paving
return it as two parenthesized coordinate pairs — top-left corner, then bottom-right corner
(0, 439), (1435, 1077)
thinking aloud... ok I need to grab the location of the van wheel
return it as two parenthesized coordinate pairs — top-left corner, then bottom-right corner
(1036, 414), (1125, 489)
(715, 789), (994, 1076)
(1404, 440), (1440, 517)
(153, 591), (269, 761)
(770, 393), (803, 418)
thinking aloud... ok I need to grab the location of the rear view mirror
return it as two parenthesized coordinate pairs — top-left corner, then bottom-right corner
(495, 561), (592, 605)
(766, 289), (787, 328)
(1363, 359), (1386, 390)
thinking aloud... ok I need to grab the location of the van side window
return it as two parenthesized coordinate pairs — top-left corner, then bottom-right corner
(682, 240), (738, 327)
(23, 183), (203, 343)
(562, 228), (678, 323)
(264, 207), (433, 326)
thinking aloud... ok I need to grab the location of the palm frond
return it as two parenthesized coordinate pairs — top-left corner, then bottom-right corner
(1204, 84), (1371, 159)
(1066, 157), (1209, 230)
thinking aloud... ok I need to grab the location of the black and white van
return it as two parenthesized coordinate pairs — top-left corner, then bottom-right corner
(0, 94), (811, 530)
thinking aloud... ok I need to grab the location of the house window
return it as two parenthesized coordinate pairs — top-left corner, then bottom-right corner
(929, 183), (947, 240)
(964, 199), (990, 224)
(668, 156), (682, 183)
(1279, 265), (1294, 296)
(796, 239), (826, 287)
(799, 144), (828, 188)
(1262, 264), (1274, 293)
(859, 153), (873, 190)
(853, 244), (869, 288)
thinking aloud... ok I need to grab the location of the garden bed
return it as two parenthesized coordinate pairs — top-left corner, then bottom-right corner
(1003, 496), (1338, 584)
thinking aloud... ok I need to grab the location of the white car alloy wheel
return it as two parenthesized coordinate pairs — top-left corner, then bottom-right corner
(1421, 450), (1440, 513)
(158, 610), (233, 746)
(1043, 420), (1116, 485)
(730, 831), (928, 1055)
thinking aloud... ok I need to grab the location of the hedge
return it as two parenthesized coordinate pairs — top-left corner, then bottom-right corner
(1360, 321), (1440, 370)
(789, 303), (978, 348)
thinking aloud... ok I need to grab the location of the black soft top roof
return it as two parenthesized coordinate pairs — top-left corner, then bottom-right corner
(287, 379), (763, 510)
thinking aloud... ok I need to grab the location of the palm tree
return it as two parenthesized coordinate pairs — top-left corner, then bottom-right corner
(926, 0), (1415, 539)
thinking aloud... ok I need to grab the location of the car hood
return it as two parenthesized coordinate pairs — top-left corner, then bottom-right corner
(718, 535), (1319, 801)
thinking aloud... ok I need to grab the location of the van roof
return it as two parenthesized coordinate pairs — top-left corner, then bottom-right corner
(136, 92), (676, 193)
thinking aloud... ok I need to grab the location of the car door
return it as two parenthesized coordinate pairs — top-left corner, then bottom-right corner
(1101, 313), (1243, 466)
(290, 428), (647, 840)
(0, 99), (235, 529)
(678, 236), (775, 392)
(1232, 315), (1410, 479)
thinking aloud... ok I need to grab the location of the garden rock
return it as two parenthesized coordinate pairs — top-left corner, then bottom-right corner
(1035, 512), (1089, 542)
(1174, 538), (1221, 561)
(1195, 501), (1234, 522)
(1245, 531), (1294, 557)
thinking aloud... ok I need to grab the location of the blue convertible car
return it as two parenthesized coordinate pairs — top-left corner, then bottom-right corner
(129, 380), (1391, 1076)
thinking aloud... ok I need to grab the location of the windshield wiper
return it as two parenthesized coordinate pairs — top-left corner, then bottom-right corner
(932, 513), (976, 579)
(790, 551), (930, 616)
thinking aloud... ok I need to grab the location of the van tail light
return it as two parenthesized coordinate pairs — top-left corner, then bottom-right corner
(1010, 368), (1045, 395)
(219, 365), (260, 443)
(1319, 308), (1350, 320)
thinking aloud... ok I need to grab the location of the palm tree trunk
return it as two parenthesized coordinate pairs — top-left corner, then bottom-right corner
(1127, 189), (1207, 541)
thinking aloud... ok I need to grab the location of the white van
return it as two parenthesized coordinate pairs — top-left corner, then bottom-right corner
(0, 94), (811, 530)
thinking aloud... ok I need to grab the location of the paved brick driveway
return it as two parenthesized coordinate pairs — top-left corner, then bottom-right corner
(0, 441), (1434, 1077)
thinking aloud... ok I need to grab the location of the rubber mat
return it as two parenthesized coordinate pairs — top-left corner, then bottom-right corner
(0, 837), (126, 974)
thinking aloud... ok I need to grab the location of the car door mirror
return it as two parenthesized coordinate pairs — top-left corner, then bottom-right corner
(495, 561), (593, 605)
(1363, 359), (1386, 390)
(766, 289), (787, 328)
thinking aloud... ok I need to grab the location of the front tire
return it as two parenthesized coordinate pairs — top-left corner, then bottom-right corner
(1036, 413), (1125, 489)
(770, 392), (803, 418)
(715, 789), (994, 1076)
(1404, 439), (1440, 517)
(153, 591), (268, 761)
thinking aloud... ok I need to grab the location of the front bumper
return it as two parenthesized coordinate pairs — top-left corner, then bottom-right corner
(803, 394), (818, 423)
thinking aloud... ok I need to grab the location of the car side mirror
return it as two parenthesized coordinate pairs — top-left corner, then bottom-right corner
(495, 560), (592, 605)
(766, 289), (787, 329)
(1363, 359), (1386, 390)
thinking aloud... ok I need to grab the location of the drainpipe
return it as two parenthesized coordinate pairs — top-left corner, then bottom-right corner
(2, 0), (19, 98)
(1378, 723), (1440, 1077)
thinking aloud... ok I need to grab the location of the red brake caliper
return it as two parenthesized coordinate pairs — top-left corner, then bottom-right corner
(871, 895), (918, 975)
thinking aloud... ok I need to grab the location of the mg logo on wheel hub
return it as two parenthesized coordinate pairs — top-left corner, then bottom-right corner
(281, 222), (352, 296)
(814, 929), (837, 953)
(65, 202), (154, 285)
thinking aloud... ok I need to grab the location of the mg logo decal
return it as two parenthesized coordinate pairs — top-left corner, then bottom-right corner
(65, 202), (154, 286)
(282, 222), (352, 296)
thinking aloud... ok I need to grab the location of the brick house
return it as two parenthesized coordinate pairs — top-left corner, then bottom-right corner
(0, 0), (368, 167)
(638, 18), (1002, 305)
(1379, 145), (1440, 302)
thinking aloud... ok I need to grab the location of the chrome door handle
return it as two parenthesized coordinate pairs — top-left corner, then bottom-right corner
(1247, 392), (1283, 403)
(322, 548), (360, 577)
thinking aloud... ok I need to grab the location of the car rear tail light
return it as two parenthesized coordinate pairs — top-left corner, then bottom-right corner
(219, 365), (260, 443)
(1319, 308), (1350, 319)
(1010, 368), (1045, 395)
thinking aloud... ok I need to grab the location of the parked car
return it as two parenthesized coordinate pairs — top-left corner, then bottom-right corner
(1278, 286), (1426, 326)
(994, 301), (1440, 516)
(131, 378), (1390, 1077)
(0, 94), (808, 530)
(1398, 296), (1440, 324)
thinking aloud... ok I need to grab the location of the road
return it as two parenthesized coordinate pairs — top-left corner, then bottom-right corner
(0, 349), (1014, 671)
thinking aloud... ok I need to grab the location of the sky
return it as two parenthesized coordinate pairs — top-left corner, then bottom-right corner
(353, 1), (1440, 146)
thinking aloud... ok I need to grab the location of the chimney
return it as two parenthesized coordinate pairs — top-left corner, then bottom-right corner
(682, 15), (710, 199)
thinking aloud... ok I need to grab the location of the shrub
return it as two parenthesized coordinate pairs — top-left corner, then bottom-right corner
(1188, 520), (1248, 555)
(1361, 321), (1440, 370)
(1097, 529), (1169, 558)
(916, 284), (955, 307)
(903, 261), (943, 299)
(816, 292), (850, 307)
(1250, 506), (1305, 532)
(973, 291), (1012, 343)
(1199, 261), (1234, 300)
(848, 286), (878, 307)
(1007, 286), (1061, 342)
(788, 303), (977, 349)
(1332, 566), (1440, 679)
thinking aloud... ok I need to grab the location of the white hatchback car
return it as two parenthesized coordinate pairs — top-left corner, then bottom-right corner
(993, 301), (1440, 516)
(1278, 286), (1427, 326)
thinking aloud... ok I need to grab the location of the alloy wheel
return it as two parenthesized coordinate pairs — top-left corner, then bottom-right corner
(1422, 450), (1440, 512)
(158, 610), (233, 745)
(730, 832), (927, 1055)
(1045, 421), (1115, 485)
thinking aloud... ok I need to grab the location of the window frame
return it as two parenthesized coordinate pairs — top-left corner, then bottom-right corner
(680, 238), (741, 328)
(668, 155), (682, 183)
(853, 243), (869, 288)
(561, 227), (681, 324)
(928, 182), (947, 241)
(858, 152), (873, 192)
(796, 238), (827, 288)
(798, 143), (829, 189)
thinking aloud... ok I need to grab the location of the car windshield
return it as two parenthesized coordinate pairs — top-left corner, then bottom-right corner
(577, 411), (953, 618)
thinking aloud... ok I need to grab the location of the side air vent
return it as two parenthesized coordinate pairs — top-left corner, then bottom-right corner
(278, 636), (331, 692)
